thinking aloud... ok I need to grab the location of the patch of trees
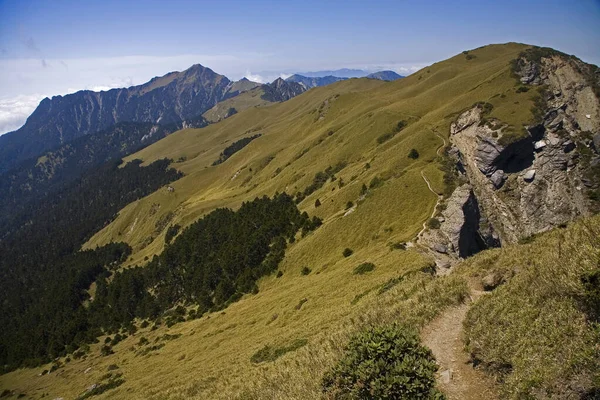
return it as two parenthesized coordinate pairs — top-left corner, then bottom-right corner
(294, 162), (347, 203)
(0, 158), (182, 371)
(91, 193), (320, 331)
(377, 120), (407, 144)
(212, 134), (261, 165)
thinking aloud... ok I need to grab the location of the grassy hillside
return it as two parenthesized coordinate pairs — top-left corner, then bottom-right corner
(203, 86), (271, 122)
(2, 43), (567, 399)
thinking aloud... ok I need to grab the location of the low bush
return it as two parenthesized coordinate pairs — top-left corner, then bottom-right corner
(408, 148), (419, 159)
(301, 266), (312, 276)
(427, 218), (441, 229)
(75, 376), (125, 400)
(322, 324), (442, 399)
(342, 248), (354, 257)
(250, 338), (308, 364)
(100, 345), (114, 357)
(353, 262), (375, 275)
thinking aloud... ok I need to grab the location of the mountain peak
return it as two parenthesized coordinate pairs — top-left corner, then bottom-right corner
(366, 70), (404, 81)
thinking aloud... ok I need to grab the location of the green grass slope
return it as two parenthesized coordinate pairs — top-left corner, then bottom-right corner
(202, 86), (271, 122)
(1, 43), (569, 399)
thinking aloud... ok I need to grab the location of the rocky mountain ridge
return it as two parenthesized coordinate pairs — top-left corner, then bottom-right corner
(0, 64), (234, 173)
(421, 49), (600, 267)
(285, 74), (347, 89)
(261, 78), (307, 102)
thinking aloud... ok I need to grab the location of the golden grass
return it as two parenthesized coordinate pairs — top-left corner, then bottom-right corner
(461, 215), (600, 398)
(203, 87), (271, 123)
(1, 43), (553, 399)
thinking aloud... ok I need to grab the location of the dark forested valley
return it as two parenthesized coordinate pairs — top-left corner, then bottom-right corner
(0, 155), (320, 371)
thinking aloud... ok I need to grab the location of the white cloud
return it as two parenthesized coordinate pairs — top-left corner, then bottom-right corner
(243, 71), (292, 84)
(0, 94), (48, 135)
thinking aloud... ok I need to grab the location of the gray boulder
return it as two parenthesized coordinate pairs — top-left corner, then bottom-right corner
(523, 169), (536, 182)
(490, 169), (506, 189)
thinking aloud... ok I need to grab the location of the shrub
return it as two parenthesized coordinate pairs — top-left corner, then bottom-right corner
(408, 148), (420, 159)
(353, 262), (375, 275)
(390, 242), (406, 250)
(276, 270), (283, 278)
(369, 176), (383, 189)
(301, 266), (312, 276)
(100, 345), (114, 357)
(427, 218), (441, 229)
(165, 224), (181, 244)
(342, 248), (354, 257)
(322, 324), (442, 399)
(516, 86), (529, 93)
(75, 376), (125, 400)
(250, 339), (308, 364)
(581, 268), (600, 321)
(345, 201), (354, 210)
(138, 337), (149, 346)
(314, 199), (321, 208)
(107, 364), (119, 371)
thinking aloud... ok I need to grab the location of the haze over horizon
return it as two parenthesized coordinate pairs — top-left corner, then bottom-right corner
(0, 0), (599, 135)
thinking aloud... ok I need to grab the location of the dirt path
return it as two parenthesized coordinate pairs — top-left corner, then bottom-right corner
(414, 129), (446, 242)
(422, 289), (499, 400)
(416, 171), (442, 241)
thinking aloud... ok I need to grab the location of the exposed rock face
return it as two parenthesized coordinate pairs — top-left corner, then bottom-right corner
(261, 78), (307, 102)
(285, 74), (346, 89)
(421, 184), (499, 263)
(449, 51), (600, 244)
(0, 64), (233, 173)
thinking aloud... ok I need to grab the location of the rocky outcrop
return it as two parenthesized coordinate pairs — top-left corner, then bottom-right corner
(448, 51), (600, 244)
(261, 78), (307, 102)
(420, 184), (499, 269)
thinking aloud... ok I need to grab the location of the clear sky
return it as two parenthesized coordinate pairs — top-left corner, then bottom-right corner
(0, 0), (599, 134)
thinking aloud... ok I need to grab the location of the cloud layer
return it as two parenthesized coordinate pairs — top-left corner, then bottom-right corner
(0, 94), (47, 135)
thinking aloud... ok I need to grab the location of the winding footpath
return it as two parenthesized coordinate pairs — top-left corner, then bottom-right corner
(414, 130), (499, 398)
(422, 285), (499, 400)
(414, 130), (446, 242)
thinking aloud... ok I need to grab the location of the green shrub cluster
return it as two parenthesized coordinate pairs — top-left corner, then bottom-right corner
(427, 218), (441, 229)
(322, 324), (443, 399)
(353, 262), (375, 275)
(295, 162), (347, 203)
(212, 134), (261, 166)
(377, 120), (407, 144)
(250, 338), (308, 364)
(165, 224), (181, 244)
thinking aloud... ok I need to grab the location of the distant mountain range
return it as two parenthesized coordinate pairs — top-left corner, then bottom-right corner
(0, 63), (402, 175)
(285, 75), (346, 89)
(0, 66), (304, 174)
(295, 68), (369, 78)
(286, 70), (403, 89)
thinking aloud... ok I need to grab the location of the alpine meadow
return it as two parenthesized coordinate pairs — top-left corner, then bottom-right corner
(0, 2), (599, 399)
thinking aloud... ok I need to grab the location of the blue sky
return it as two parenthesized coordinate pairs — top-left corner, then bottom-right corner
(0, 0), (599, 134)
